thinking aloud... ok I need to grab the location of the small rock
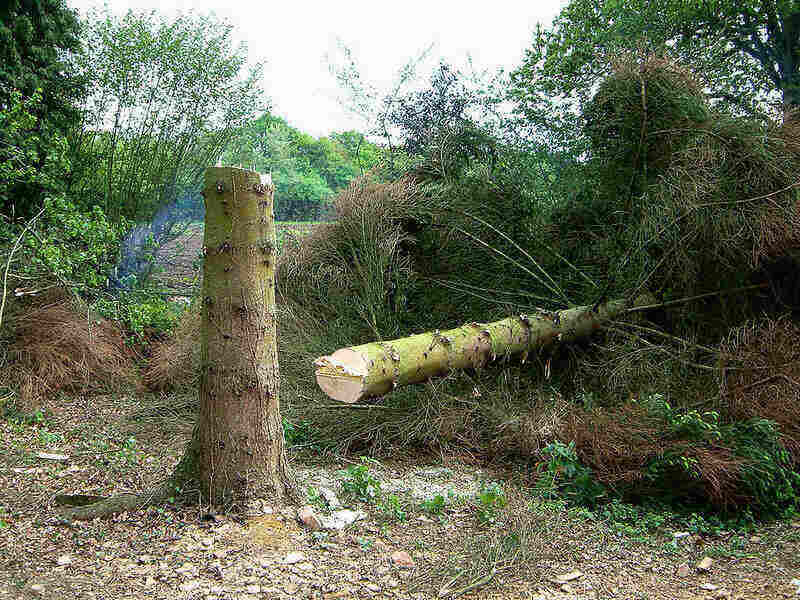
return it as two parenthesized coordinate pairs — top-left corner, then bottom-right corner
(296, 562), (314, 571)
(56, 554), (72, 566)
(30, 584), (44, 594)
(144, 576), (156, 587)
(673, 531), (690, 539)
(385, 578), (399, 588)
(697, 557), (714, 572)
(791, 521), (800, 528)
(319, 509), (366, 531)
(677, 564), (690, 577)
(561, 583), (574, 594)
(700, 583), (719, 591)
(298, 505), (322, 531)
(749, 535), (762, 543)
(391, 550), (415, 568)
(179, 580), (201, 592)
(246, 584), (260, 594)
(556, 570), (583, 583)
(200, 537), (213, 547)
(364, 583), (381, 592)
(284, 551), (306, 565)
(284, 582), (300, 594)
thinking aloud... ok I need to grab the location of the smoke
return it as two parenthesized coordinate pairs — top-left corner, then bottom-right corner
(111, 186), (203, 289)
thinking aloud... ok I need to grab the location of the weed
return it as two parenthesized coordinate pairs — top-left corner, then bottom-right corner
(37, 428), (64, 446)
(357, 537), (373, 551)
(283, 417), (316, 447)
(115, 437), (140, 465)
(305, 486), (328, 512)
(338, 457), (381, 503)
(421, 494), (446, 515)
(534, 440), (606, 506)
(474, 481), (507, 525)
(379, 494), (407, 522)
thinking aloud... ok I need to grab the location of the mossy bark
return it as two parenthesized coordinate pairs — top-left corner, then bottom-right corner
(172, 167), (295, 504)
(315, 295), (655, 403)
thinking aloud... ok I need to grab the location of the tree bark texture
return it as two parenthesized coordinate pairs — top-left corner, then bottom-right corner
(174, 167), (294, 504)
(315, 295), (654, 403)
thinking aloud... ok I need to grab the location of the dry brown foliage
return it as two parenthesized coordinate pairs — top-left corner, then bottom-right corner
(720, 316), (800, 460)
(559, 403), (749, 507)
(2, 291), (135, 407)
(559, 403), (664, 487)
(143, 307), (200, 391)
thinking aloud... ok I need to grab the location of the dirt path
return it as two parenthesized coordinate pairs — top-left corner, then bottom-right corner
(1, 394), (799, 600)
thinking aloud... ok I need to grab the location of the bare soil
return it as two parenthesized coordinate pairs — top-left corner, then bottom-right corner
(1, 393), (799, 600)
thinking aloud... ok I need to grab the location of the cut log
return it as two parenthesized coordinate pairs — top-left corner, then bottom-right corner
(314, 295), (654, 403)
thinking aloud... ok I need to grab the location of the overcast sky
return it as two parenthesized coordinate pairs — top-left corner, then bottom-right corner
(67, 0), (567, 137)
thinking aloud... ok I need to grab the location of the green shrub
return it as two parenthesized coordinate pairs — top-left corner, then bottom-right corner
(92, 291), (183, 342)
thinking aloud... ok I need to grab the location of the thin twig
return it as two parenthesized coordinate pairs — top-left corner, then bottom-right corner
(625, 283), (768, 314)
(0, 207), (45, 331)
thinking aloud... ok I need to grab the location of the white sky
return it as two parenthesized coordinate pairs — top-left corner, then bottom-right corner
(67, 0), (568, 137)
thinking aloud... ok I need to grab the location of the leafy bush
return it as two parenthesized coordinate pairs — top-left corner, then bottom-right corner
(92, 291), (184, 343)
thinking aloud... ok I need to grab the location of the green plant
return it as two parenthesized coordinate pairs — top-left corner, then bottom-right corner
(116, 437), (140, 465)
(305, 486), (328, 512)
(283, 417), (316, 446)
(474, 481), (507, 525)
(535, 441), (606, 506)
(92, 291), (183, 342)
(379, 494), (407, 522)
(421, 494), (447, 515)
(37, 428), (64, 447)
(357, 537), (373, 551)
(0, 506), (7, 529)
(338, 457), (382, 503)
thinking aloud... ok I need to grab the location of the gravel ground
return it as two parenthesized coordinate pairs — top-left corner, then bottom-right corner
(1, 394), (799, 600)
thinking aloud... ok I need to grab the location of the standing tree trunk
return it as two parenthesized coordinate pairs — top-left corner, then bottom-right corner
(172, 166), (295, 504)
(58, 167), (296, 520)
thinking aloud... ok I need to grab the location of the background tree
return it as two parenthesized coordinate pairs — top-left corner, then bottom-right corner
(0, 0), (84, 217)
(225, 113), (383, 220)
(508, 0), (800, 152)
(66, 9), (264, 224)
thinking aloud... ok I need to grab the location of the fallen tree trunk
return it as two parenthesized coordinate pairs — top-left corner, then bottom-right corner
(314, 295), (654, 403)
